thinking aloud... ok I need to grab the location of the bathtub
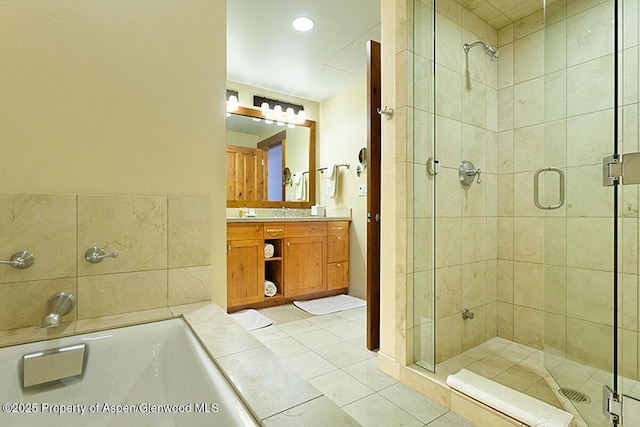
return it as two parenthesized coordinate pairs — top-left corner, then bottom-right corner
(0, 318), (257, 426)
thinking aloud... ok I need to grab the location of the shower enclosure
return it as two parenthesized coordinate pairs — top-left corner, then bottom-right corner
(410, 0), (640, 425)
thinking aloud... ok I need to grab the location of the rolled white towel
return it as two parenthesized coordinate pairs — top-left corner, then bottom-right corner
(264, 243), (275, 259)
(264, 280), (277, 297)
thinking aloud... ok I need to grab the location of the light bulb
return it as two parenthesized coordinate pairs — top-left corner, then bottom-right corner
(261, 102), (270, 116)
(227, 95), (239, 112)
(297, 110), (306, 123)
(292, 17), (314, 32)
(273, 104), (283, 119)
(286, 107), (295, 122)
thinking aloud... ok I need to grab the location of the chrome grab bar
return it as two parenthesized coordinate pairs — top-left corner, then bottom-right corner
(533, 167), (565, 210)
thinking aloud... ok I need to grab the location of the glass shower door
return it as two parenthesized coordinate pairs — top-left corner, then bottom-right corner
(543, 1), (640, 425)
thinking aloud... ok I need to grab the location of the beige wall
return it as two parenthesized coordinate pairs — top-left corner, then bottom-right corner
(0, 1), (228, 326)
(319, 78), (369, 300)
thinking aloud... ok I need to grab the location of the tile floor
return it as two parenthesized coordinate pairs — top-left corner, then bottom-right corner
(252, 303), (477, 427)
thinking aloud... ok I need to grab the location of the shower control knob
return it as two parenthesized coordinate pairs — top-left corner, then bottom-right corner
(85, 247), (119, 263)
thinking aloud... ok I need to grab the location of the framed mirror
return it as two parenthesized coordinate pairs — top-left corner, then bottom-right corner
(226, 106), (316, 208)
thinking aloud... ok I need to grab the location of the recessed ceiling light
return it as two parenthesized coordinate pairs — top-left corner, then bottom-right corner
(292, 16), (314, 32)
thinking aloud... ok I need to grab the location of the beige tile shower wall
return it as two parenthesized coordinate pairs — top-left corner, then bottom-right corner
(0, 194), (211, 335)
(431, 2), (499, 364)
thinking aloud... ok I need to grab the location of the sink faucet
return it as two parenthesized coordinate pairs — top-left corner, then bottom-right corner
(42, 292), (76, 328)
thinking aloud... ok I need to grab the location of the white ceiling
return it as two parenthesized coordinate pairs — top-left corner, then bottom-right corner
(227, 0), (381, 103)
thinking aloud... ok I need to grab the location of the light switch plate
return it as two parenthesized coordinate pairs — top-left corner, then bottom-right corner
(358, 185), (367, 196)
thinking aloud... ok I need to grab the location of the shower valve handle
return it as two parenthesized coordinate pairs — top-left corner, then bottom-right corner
(85, 247), (119, 263)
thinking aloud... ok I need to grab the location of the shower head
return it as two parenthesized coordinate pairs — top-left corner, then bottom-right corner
(463, 41), (499, 60)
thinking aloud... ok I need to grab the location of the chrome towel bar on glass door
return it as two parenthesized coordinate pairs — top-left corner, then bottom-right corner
(533, 167), (565, 210)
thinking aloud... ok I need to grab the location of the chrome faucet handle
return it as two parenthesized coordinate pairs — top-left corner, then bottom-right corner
(0, 250), (35, 269)
(85, 247), (119, 263)
(475, 168), (481, 184)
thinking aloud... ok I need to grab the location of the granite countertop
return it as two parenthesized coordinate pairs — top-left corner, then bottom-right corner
(227, 216), (351, 223)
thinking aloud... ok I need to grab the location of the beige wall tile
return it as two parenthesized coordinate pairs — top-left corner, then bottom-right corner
(462, 81), (488, 129)
(435, 116), (461, 168)
(413, 270), (434, 322)
(543, 70), (567, 122)
(544, 265), (566, 315)
(514, 30), (544, 83)
(497, 131), (514, 173)
(78, 270), (167, 319)
(513, 217), (544, 263)
(621, 329), (638, 380)
(566, 218), (613, 271)
(621, 274), (638, 332)
(513, 261), (544, 310)
(513, 172), (542, 217)
(497, 43), (514, 89)
(497, 217), (513, 259)
(436, 266), (461, 319)
(566, 2), (614, 67)
(78, 195), (168, 276)
(435, 15), (462, 71)
(544, 312), (566, 357)
(435, 65), (462, 121)
(168, 197), (211, 268)
(462, 304), (487, 351)
(436, 217), (462, 268)
(168, 266), (212, 306)
(0, 278), (76, 330)
(461, 262), (487, 308)
(513, 78), (544, 128)
(566, 109), (613, 167)
(498, 23), (514, 46)
(436, 312), (462, 362)
(0, 194), (76, 283)
(513, 124), (544, 173)
(544, 217), (566, 266)
(414, 218), (434, 271)
(497, 301), (514, 340)
(566, 317), (613, 371)
(498, 87), (514, 131)
(461, 218), (486, 263)
(513, 306), (543, 349)
(566, 55), (614, 116)
(497, 260), (513, 303)
(566, 267), (613, 326)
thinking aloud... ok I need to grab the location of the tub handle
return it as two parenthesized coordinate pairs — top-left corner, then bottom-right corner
(0, 250), (35, 269)
(85, 246), (119, 263)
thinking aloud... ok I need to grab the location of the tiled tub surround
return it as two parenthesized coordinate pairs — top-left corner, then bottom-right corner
(0, 193), (212, 347)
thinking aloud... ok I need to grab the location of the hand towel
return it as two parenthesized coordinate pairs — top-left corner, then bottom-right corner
(264, 243), (275, 259)
(326, 164), (338, 199)
(264, 280), (277, 297)
(293, 172), (306, 200)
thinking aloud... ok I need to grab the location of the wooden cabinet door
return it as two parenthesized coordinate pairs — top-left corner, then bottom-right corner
(226, 145), (266, 201)
(283, 236), (326, 297)
(227, 238), (265, 307)
(327, 261), (349, 290)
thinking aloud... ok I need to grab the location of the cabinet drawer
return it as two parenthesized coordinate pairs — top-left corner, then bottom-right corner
(264, 223), (286, 239)
(227, 223), (263, 240)
(285, 221), (327, 237)
(327, 221), (349, 236)
(327, 234), (349, 263)
(327, 261), (349, 290)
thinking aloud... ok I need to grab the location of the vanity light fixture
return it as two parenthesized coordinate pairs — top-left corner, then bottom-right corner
(292, 16), (314, 32)
(253, 95), (306, 125)
(226, 89), (239, 114)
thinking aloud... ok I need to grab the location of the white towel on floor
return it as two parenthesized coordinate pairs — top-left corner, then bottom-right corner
(326, 164), (338, 199)
(446, 369), (573, 427)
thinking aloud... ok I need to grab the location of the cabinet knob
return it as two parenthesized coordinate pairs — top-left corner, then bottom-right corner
(227, 245), (231, 251)
(286, 242), (290, 247)
(337, 263), (342, 267)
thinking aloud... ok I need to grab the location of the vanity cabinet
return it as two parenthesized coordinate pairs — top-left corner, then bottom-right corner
(283, 222), (327, 297)
(226, 220), (350, 311)
(327, 221), (349, 290)
(226, 223), (265, 307)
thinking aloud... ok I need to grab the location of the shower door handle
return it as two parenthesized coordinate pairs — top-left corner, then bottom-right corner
(533, 167), (565, 210)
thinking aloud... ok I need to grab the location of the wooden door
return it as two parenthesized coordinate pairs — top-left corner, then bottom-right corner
(283, 236), (326, 297)
(227, 238), (265, 307)
(366, 40), (381, 351)
(226, 145), (266, 201)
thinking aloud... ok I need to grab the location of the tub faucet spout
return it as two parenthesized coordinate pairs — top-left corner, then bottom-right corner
(42, 292), (76, 328)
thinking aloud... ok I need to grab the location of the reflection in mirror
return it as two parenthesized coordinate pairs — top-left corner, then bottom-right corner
(226, 106), (316, 208)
